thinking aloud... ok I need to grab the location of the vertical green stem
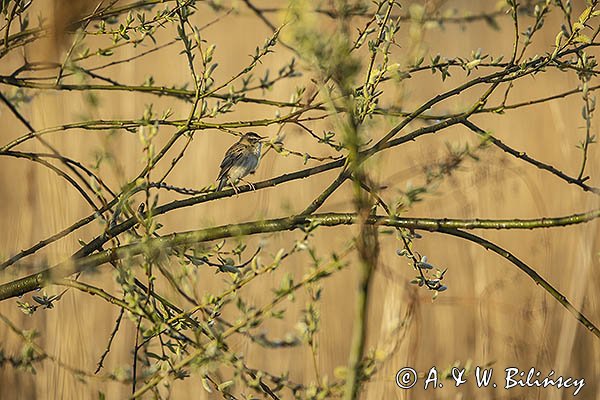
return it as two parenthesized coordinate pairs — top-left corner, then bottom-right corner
(343, 241), (375, 400)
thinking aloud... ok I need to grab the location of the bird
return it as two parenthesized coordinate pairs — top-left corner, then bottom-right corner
(217, 132), (265, 193)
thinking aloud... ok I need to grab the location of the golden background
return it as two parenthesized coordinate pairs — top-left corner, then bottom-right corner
(0, 0), (598, 398)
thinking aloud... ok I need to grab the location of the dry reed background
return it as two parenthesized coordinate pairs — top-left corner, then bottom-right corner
(0, 0), (599, 399)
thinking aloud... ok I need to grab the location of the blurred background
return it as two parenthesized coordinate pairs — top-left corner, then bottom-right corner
(0, 0), (598, 398)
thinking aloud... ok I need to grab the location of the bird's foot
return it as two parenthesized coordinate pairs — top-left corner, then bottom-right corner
(240, 178), (256, 191)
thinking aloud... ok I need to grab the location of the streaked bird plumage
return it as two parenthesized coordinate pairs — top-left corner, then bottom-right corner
(217, 132), (264, 192)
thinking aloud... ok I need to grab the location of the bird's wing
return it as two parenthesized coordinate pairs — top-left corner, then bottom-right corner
(217, 143), (246, 181)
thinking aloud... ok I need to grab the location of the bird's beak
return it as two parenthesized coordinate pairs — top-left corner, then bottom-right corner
(258, 135), (268, 142)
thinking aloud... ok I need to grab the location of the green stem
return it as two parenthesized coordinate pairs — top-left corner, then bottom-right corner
(2, 209), (600, 301)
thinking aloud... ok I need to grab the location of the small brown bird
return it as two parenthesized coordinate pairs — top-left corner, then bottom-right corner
(217, 132), (265, 193)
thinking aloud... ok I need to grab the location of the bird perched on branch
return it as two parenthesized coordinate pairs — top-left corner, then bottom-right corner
(217, 132), (265, 193)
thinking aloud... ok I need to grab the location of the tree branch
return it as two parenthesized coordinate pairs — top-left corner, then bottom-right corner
(1, 209), (598, 301)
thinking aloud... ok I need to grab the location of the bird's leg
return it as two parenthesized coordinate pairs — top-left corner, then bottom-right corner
(230, 179), (240, 195)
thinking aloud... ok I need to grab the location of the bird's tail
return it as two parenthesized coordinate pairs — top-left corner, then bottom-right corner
(217, 178), (226, 191)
